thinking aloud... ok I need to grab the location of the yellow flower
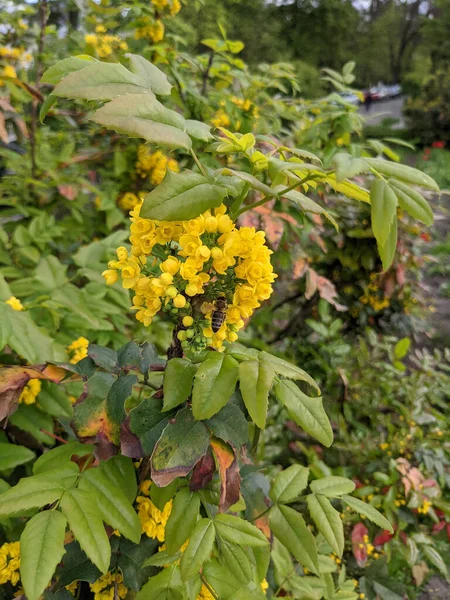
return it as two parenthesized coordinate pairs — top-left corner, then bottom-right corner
(5, 296), (24, 311)
(90, 572), (127, 600)
(136, 491), (172, 541)
(2, 65), (17, 79)
(67, 337), (89, 364)
(0, 542), (20, 586)
(197, 584), (216, 600)
(170, 0), (182, 15)
(152, 0), (168, 9)
(18, 379), (41, 405)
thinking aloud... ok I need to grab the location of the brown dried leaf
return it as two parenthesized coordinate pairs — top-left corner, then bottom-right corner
(210, 437), (241, 512)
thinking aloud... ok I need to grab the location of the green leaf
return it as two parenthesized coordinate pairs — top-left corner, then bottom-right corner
(341, 495), (393, 532)
(150, 479), (178, 511)
(269, 504), (319, 574)
(33, 442), (93, 475)
(274, 379), (333, 447)
(365, 158), (439, 192)
(309, 476), (355, 497)
(87, 345), (118, 371)
(135, 564), (185, 600)
(165, 487), (200, 554)
(180, 518), (215, 581)
(60, 489), (111, 573)
(79, 468), (141, 543)
(185, 119), (213, 142)
(163, 358), (197, 412)
(259, 351), (320, 394)
(221, 169), (275, 197)
(126, 54), (172, 96)
(20, 511), (67, 600)
(377, 215), (397, 271)
(141, 170), (227, 221)
(394, 337), (411, 360)
(151, 407), (210, 487)
(9, 404), (55, 446)
(37, 385), (73, 418)
(306, 494), (344, 556)
(0, 464), (79, 516)
(239, 359), (274, 429)
(192, 352), (239, 420)
(102, 455), (138, 504)
(214, 514), (269, 547)
(370, 179), (397, 248)
(219, 540), (254, 584)
(284, 189), (338, 231)
(270, 465), (309, 504)
(332, 153), (368, 182)
(118, 536), (159, 591)
(39, 94), (58, 123)
(107, 374), (138, 424)
(41, 55), (96, 85)
(422, 545), (449, 578)
(0, 443), (34, 471)
(56, 541), (101, 587)
(92, 93), (192, 150)
(52, 62), (149, 100)
(206, 403), (249, 449)
(388, 179), (434, 226)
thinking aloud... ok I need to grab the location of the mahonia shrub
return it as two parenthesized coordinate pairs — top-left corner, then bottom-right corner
(0, 51), (439, 600)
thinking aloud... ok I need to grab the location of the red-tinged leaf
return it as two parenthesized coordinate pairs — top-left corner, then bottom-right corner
(446, 523), (450, 543)
(120, 417), (144, 459)
(305, 269), (317, 300)
(239, 211), (260, 229)
(309, 231), (327, 253)
(58, 184), (79, 200)
(261, 214), (284, 250)
(432, 521), (446, 535)
(316, 274), (347, 312)
(373, 530), (394, 546)
(189, 453), (215, 491)
(210, 437), (241, 512)
(293, 258), (308, 280)
(0, 364), (70, 421)
(351, 523), (368, 567)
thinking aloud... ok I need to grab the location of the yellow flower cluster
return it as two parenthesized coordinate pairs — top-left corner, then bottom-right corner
(136, 480), (172, 541)
(90, 572), (127, 600)
(67, 337), (89, 364)
(85, 31), (128, 58)
(0, 46), (31, 62)
(151, 0), (182, 14)
(135, 18), (165, 43)
(0, 65), (17, 84)
(418, 498), (432, 515)
(5, 296), (24, 311)
(360, 273), (390, 312)
(0, 542), (20, 586)
(18, 379), (41, 405)
(211, 108), (231, 129)
(118, 192), (141, 212)
(135, 146), (179, 185)
(65, 581), (78, 596)
(103, 203), (276, 350)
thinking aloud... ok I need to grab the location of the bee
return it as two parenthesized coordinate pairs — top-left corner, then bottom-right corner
(211, 296), (227, 333)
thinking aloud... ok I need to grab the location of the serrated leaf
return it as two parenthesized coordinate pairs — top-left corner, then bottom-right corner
(60, 489), (111, 573)
(163, 358), (196, 412)
(0, 443), (34, 471)
(20, 511), (67, 600)
(422, 545), (449, 578)
(333, 153), (368, 182)
(269, 504), (319, 574)
(165, 487), (200, 554)
(370, 179), (398, 248)
(388, 179), (433, 226)
(126, 54), (172, 96)
(135, 564), (184, 600)
(366, 158), (439, 191)
(239, 359), (274, 429)
(180, 518), (215, 581)
(205, 404), (249, 449)
(274, 379), (333, 447)
(219, 540), (254, 584)
(102, 455), (138, 503)
(270, 465), (309, 504)
(185, 119), (213, 142)
(378, 215), (397, 271)
(341, 495), (393, 532)
(192, 352), (238, 420)
(141, 170), (227, 221)
(284, 189), (338, 231)
(221, 169), (275, 197)
(79, 468), (141, 543)
(306, 494), (344, 556)
(259, 351), (320, 393)
(214, 514), (269, 547)
(92, 93), (191, 150)
(41, 55), (96, 85)
(310, 476), (355, 497)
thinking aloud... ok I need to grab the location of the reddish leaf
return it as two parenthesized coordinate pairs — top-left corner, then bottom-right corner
(0, 364), (69, 421)
(189, 453), (215, 491)
(351, 523), (368, 567)
(305, 269), (318, 300)
(316, 273), (347, 311)
(210, 437), (241, 512)
(373, 530), (394, 546)
(262, 214), (284, 249)
(432, 521), (446, 534)
(293, 258), (308, 280)
(120, 416), (144, 458)
(58, 184), (78, 200)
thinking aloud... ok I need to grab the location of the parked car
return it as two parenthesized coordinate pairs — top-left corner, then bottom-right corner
(339, 92), (360, 105)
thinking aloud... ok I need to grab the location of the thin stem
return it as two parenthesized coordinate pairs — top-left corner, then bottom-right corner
(369, 166), (387, 182)
(251, 424), (261, 455)
(201, 52), (214, 96)
(235, 178), (309, 218)
(189, 148), (208, 178)
(249, 505), (272, 523)
(200, 575), (220, 600)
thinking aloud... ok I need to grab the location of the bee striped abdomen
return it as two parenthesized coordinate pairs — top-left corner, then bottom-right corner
(211, 310), (226, 332)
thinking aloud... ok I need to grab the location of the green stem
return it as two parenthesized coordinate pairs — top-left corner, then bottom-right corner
(234, 178), (310, 218)
(369, 166), (386, 182)
(190, 148), (208, 178)
(201, 575), (220, 600)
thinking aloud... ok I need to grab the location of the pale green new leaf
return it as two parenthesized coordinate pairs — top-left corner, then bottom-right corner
(192, 352), (238, 420)
(310, 476), (355, 497)
(388, 179), (434, 226)
(79, 468), (141, 543)
(92, 93), (192, 150)
(365, 158), (439, 191)
(341, 495), (393, 532)
(180, 518), (215, 581)
(306, 494), (344, 556)
(259, 351), (320, 393)
(165, 488), (200, 554)
(20, 511), (67, 600)
(163, 358), (197, 412)
(60, 489), (111, 573)
(274, 379), (333, 447)
(270, 465), (310, 504)
(239, 359), (274, 429)
(141, 170), (228, 221)
(214, 514), (269, 547)
(370, 179), (397, 248)
(269, 504), (319, 574)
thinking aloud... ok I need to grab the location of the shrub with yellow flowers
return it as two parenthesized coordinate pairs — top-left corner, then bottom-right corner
(85, 26), (128, 59)
(0, 542), (20, 586)
(103, 203), (276, 351)
(66, 337), (89, 364)
(135, 146), (180, 186)
(90, 571), (128, 600)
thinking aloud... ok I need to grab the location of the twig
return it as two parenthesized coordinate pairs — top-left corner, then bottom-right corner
(200, 575), (220, 600)
(189, 148), (208, 178)
(201, 52), (214, 96)
(40, 429), (68, 444)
